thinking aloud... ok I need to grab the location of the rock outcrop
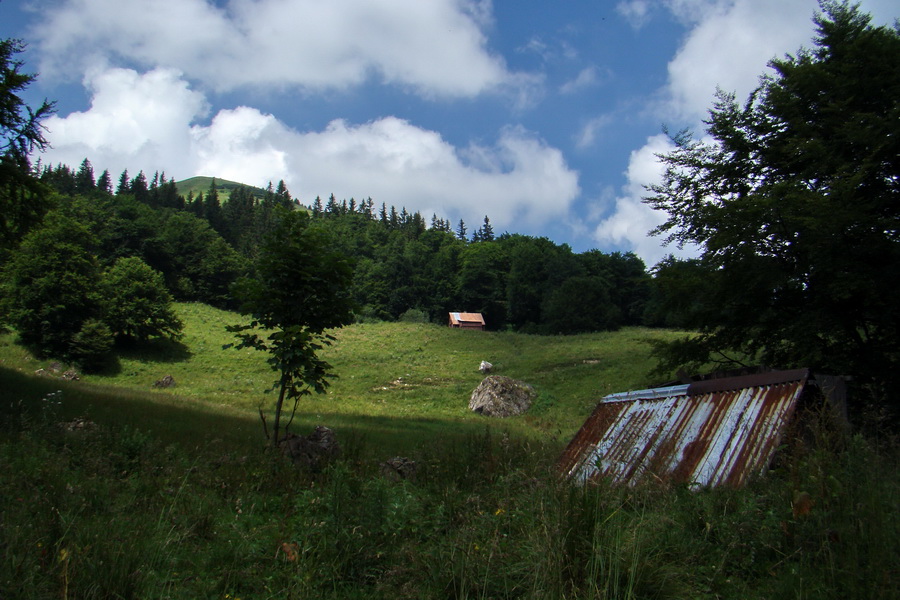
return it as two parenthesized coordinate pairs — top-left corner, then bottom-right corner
(469, 375), (535, 417)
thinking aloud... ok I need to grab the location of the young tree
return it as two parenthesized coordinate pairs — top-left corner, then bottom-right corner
(228, 209), (355, 445)
(644, 2), (900, 400)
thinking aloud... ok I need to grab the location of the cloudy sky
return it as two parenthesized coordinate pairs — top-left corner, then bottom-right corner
(2, 0), (896, 266)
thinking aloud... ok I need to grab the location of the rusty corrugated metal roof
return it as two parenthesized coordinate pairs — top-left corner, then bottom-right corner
(558, 369), (811, 488)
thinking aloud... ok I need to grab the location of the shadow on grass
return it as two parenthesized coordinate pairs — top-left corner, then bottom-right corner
(0, 366), (551, 460)
(115, 337), (193, 364)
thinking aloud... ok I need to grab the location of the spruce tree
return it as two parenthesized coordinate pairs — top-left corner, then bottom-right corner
(456, 219), (467, 241)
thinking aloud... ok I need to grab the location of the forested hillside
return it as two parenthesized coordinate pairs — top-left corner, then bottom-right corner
(31, 159), (672, 333)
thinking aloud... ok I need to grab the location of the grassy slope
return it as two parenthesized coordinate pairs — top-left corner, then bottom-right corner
(174, 176), (268, 204)
(2, 304), (897, 599)
(0, 302), (685, 453)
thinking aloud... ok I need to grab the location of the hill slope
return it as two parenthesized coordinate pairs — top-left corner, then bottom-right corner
(0, 302), (686, 449)
(175, 176), (269, 203)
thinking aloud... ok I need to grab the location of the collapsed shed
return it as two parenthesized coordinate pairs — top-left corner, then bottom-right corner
(449, 312), (486, 330)
(558, 369), (845, 489)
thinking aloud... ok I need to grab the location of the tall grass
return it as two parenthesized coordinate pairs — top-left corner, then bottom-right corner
(2, 387), (897, 599)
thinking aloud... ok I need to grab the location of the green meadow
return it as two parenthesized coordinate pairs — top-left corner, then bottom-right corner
(1, 302), (683, 452)
(1, 304), (897, 599)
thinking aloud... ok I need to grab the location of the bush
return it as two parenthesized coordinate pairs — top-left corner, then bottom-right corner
(101, 256), (183, 343)
(69, 318), (114, 372)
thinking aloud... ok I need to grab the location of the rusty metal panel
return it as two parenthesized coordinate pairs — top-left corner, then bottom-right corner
(559, 370), (810, 488)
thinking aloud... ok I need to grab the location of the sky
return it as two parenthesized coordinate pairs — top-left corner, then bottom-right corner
(1, 0), (896, 267)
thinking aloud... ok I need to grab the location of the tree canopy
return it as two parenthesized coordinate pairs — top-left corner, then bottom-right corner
(644, 1), (900, 408)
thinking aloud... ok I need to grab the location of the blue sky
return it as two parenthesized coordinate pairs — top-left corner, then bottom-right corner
(2, 0), (896, 266)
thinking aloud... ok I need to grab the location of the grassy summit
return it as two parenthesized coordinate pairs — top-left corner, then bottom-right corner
(175, 176), (269, 204)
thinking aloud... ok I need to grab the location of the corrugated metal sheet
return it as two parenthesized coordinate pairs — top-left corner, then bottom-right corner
(558, 369), (811, 488)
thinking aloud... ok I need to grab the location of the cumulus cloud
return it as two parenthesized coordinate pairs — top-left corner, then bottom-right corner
(31, 0), (529, 98)
(41, 67), (208, 175)
(39, 68), (579, 232)
(663, 0), (818, 122)
(593, 134), (697, 266)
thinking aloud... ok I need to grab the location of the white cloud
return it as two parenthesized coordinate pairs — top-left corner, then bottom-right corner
(39, 68), (579, 232)
(41, 67), (208, 175)
(31, 0), (528, 99)
(560, 67), (600, 94)
(593, 134), (696, 266)
(290, 121), (579, 230)
(575, 115), (612, 149)
(663, 0), (818, 122)
(616, 1), (653, 29)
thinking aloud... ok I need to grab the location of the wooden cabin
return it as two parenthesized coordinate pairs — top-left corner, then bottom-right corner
(448, 312), (486, 330)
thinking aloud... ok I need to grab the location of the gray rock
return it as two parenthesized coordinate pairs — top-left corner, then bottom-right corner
(280, 425), (341, 471)
(380, 456), (418, 482)
(469, 375), (535, 417)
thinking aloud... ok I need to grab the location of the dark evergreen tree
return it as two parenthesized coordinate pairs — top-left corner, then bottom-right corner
(311, 195), (323, 217)
(130, 170), (149, 204)
(0, 36), (55, 255)
(204, 178), (224, 233)
(456, 219), (467, 241)
(97, 169), (112, 195)
(187, 190), (204, 218)
(325, 193), (340, 216)
(116, 170), (130, 195)
(480, 215), (495, 242)
(275, 179), (292, 206)
(74, 158), (95, 194)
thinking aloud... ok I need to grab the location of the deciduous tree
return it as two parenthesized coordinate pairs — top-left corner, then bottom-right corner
(228, 209), (355, 445)
(101, 256), (183, 343)
(644, 2), (900, 403)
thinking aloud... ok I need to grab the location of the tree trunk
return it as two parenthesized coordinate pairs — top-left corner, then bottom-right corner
(272, 371), (289, 447)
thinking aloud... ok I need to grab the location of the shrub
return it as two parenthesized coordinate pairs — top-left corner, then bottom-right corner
(101, 256), (183, 343)
(69, 318), (114, 371)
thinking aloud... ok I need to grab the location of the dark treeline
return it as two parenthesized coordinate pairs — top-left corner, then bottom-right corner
(30, 159), (685, 335)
